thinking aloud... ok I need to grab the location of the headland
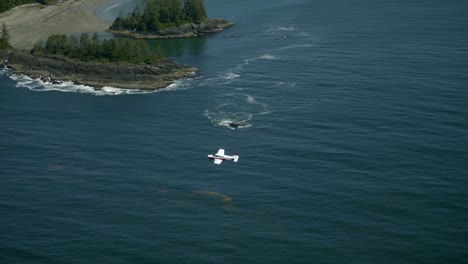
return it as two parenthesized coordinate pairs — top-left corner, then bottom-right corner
(108, 18), (235, 39)
(4, 50), (197, 90)
(0, 0), (234, 90)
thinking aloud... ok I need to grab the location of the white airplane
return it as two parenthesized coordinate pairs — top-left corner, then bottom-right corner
(208, 148), (239, 165)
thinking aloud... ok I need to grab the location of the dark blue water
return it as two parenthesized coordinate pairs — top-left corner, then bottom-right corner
(1, 0), (468, 263)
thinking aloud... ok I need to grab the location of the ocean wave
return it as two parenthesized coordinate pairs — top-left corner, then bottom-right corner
(163, 78), (195, 91)
(267, 27), (295, 34)
(266, 26), (312, 38)
(260, 54), (278, 60)
(277, 27), (295, 31)
(9, 74), (193, 96)
(1, 66), (11, 75)
(246, 95), (258, 104)
(277, 44), (313, 51)
(223, 72), (240, 80)
(212, 54), (279, 84)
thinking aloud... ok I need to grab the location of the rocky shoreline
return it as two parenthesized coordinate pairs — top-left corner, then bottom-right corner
(3, 50), (198, 90)
(0, 15), (234, 90)
(0, 0), (234, 91)
(108, 18), (235, 39)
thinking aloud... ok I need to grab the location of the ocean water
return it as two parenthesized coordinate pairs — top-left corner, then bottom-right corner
(1, 0), (468, 263)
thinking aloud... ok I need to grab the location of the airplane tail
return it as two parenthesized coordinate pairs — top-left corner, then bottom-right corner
(233, 153), (239, 162)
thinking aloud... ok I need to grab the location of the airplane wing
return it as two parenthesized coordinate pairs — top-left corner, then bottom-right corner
(216, 149), (225, 156)
(214, 159), (223, 165)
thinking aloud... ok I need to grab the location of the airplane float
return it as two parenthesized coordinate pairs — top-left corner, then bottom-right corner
(208, 148), (239, 165)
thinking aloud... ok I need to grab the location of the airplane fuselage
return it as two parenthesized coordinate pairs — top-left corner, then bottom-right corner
(208, 149), (239, 165)
(207, 154), (237, 161)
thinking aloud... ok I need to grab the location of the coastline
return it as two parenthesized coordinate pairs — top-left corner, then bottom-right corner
(0, 0), (234, 90)
(5, 50), (198, 90)
(108, 18), (235, 39)
(0, 0), (118, 50)
(95, 0), (133, 23)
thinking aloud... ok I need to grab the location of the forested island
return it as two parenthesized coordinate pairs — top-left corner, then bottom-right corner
(108, 0), (234, 39)
(2, 31), (197, 90)
(1, 0), (234, 90)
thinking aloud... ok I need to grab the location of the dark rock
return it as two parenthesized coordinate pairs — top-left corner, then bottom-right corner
(228, 122), (249, 129)
(108, 18), (235, 39)
(3, 50), (198, 90)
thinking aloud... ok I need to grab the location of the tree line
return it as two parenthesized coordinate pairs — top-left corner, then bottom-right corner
(110, 0), (207, 32)
(0, 23), (10, 49)
(0, 0), (56, 13)
(31, 33), (165, 64)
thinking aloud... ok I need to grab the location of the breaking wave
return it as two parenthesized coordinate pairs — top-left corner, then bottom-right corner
(277, 44), (313, 51)
(1, 66), (11, 75)
(212, 54), (280, 85)
(223, 72), (240, 80)
(266, 25), (312, 38)
(277, 27), (295, 31)
(267, 26), (295, 35)
(260, 54), (278, 60)
(246, 95), (257, 104)
(9, 74), (194, 96)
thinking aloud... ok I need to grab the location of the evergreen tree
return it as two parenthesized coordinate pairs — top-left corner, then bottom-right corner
(110, 0), (208, 32)
(90, 32), (101, 58)
(67, 35), (79, 57)
(184, 0), (206, 24)
(32, 40), (45, 54)
(0, 23), (10, 49)
(32, 33), (165, 64)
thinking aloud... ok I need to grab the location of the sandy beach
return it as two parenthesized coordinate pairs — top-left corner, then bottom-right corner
(0, 0), (114, 50)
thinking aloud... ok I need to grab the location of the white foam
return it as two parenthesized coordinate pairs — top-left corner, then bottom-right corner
(1, 67), (11, 76)
(260, 54), (278, 60)
(277, 44), (313, 51)
(267, 27), (295, 34)
(204, 93), (271, 130)
(277, 27), (295, 31)
(224, 72), (240, 80)
(221, 120), (252, 130)
(204, 107), (253, 130)
(268, 26), (313, 38)
(270, 81), (285, 87)
(215, 55), (277, 83)
(246, 95), (258, 104)
(9, 74), (193, 96)
(164, 79), (194, 91)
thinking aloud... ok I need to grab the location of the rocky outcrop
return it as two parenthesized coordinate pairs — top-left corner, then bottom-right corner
(108, 18), (235, 39)
(4, 50), (198, 90)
